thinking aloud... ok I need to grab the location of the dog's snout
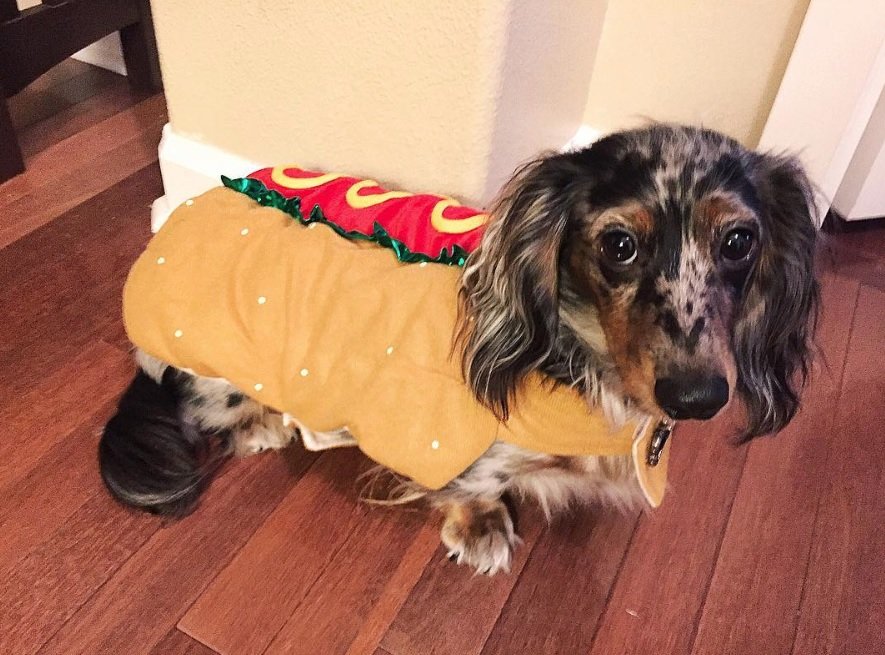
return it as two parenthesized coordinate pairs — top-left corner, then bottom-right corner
(654, 372), (729, 420)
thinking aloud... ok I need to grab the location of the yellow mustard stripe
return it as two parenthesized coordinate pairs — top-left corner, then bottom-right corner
(430, 198), (489, 234)
(345, 179), (414, 208)
(271, 165), (345, 189)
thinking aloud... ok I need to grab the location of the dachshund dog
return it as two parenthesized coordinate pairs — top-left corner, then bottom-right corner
(100, 124), (818, 574)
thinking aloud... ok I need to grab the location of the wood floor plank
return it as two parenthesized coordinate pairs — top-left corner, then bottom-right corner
(0, 93), (163, 203)
(0, 342), (133, 564)
(0, 121), (164, 247)
(7, 60), (95, 113)
(19, 78), (151, 159)
(263, 508), (435, 655)
(688, 268), (861, 655)
(0, 83), (171, 655)
(821, 224), (885, 292)
(36, 450), (312, 655)
(9, 63), (121, 134)
(0, 341), (132, 490)
(179, 450), (385, 655)
(14, 60), (95, 93)
(149, 629), (219, 655)
(7, 59), (147, 162)
(0, 71), (881, 655)
(342, 522), (442, 655)
(479, 509), (640, 655)
(0, 94), (166, 248)
(0, 163), (160, 395)
(791, 284), (885, 655)
(586, 415), (748, 655)
(379, 506), (546, 655)
(0, 487), (160, 655)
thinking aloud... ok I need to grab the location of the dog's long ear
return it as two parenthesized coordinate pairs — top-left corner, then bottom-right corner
(734, 154), (820, 438)
(458, 154), (589, 419)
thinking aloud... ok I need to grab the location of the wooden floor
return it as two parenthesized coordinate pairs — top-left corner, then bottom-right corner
(0, 61), (882, 655)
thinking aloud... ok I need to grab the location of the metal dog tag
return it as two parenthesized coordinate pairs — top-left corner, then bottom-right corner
(646, 419), (675, 467)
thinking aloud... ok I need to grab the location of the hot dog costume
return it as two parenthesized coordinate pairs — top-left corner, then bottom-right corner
(124, 166), (672, 506)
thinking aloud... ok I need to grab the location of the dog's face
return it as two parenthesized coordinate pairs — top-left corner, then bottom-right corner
(565, 194), (748, 421)
(562, 139), (770, 421)
(460, 125), (818, 438)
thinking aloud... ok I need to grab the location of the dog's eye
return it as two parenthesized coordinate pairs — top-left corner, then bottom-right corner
(720, 228), (755, 262)
(600, 230), (637, 265)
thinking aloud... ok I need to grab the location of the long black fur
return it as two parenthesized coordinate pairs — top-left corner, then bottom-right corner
(457, 154), (594, 419)
(99, 370), (217, 516)
(735, 153), (820, 437)
(104, 125), (820, 528)
(459, 125), (819, 438)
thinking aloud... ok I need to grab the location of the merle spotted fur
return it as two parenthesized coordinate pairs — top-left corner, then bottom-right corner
(100, 124), (819, 574)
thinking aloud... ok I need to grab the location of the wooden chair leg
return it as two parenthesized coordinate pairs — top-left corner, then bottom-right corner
(120, 0), (162, 91)
(0, 92), (24, 183)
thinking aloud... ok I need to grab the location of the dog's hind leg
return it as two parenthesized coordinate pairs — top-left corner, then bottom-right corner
(138, 351), (297, 457)
(100, 350), (296, 515)
(292, 420), (357, 452)
(233, 411), (298, 456)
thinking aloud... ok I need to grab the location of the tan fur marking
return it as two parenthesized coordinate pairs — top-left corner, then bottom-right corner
(594, 287), (659, 412)
(550, 455), (586, 474)
(696, 192), (756, 247)
(629, 207), (655, 235)
(586, 203), (655, 241)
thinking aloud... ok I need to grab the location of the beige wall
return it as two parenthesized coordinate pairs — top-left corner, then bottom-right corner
(151, 1), (604, 205)
(150, 1), (810, 203)
(584, 0), (810, 146)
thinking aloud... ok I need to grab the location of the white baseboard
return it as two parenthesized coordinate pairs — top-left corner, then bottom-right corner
(72, 33), (127, 76)
(152, 124), (265, 232)
(151, 123), (601, 232)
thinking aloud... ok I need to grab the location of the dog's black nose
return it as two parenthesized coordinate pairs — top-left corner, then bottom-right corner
(654, 373), (729, 420)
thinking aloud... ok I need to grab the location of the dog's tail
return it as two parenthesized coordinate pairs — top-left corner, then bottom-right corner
(99, 369), (220, 516)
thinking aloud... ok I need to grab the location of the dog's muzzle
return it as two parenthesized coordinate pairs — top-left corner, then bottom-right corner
(654, 372), (729, 421)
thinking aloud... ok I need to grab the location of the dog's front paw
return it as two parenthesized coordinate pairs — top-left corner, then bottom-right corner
(440, 499), (520, 575)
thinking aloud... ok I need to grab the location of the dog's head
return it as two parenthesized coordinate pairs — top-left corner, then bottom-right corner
(459, 124), (819, 438)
